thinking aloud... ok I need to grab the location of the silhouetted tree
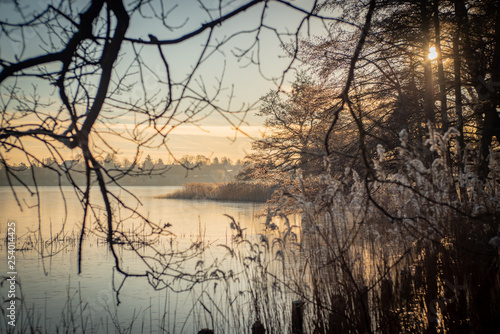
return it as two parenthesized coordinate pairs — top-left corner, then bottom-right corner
(1, 0), (354, 290)
(240, 73), (358, 181)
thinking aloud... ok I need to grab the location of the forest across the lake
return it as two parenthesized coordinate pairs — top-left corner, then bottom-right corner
(0, 155), (242, 186)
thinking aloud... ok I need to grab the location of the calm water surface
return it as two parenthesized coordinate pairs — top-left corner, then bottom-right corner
(0, 186), (271, 333)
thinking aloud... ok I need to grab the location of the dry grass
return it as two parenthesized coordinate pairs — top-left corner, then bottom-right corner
(220, 129), (500, 333)
(157, 182), (276, 203)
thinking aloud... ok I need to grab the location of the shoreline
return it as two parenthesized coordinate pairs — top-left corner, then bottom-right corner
(156, 182), (276, 203)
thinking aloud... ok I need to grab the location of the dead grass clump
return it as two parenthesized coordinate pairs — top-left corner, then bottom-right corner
(158, 182), (275, 203)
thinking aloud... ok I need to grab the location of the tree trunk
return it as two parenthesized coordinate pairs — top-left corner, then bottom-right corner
(453, 0), (500, 178)
(421, 0), (435, 125)
(479, 1), (500, 178)
(453, 33), (464, 150)
(453, 31), (468, 201)
(433, 0), (448, 132)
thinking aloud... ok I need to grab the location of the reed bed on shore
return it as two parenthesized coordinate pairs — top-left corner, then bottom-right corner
(214, 128), (500, 333)
(157, 182), (276, 203)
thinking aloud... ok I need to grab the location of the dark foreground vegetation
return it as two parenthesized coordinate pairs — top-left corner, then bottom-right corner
(230, 137), (500, 333)
(157, 182), (275, 202)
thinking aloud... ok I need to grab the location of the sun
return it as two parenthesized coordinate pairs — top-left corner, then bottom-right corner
(428, 46), (438, 60)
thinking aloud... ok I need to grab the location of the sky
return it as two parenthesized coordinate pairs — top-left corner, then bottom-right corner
(0, 0), (336, 164)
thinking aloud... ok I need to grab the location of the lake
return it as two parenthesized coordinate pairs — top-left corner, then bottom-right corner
(0, 186), (285, 333)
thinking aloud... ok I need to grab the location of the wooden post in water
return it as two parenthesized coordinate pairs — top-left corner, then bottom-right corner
(356, 287), (370, 333)
(197, 329), (214, 334)
(252, 320), (266, 334)
(381, 278), (398, 333)
(328, 294), (347, 333)
(292, 300), (304, 334)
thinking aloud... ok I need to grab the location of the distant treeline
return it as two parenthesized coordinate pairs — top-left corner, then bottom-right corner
(0, 154), (243, 187)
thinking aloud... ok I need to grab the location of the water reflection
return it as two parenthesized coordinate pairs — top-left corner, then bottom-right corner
(0, 186), (268, 333)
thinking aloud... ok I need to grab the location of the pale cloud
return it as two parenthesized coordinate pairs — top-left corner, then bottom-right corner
(94, 122), (266, 139)
(93, 131), (255, 163)
(3, 122), (265, 164)
(166, 125), (265, 138)
(92, 123), (264, 162)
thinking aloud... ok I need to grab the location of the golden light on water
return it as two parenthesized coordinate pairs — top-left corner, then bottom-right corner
(428, 46), (438, 60)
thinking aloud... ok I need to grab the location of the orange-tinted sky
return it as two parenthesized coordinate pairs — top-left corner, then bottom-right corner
(0, 0), (333, 165)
